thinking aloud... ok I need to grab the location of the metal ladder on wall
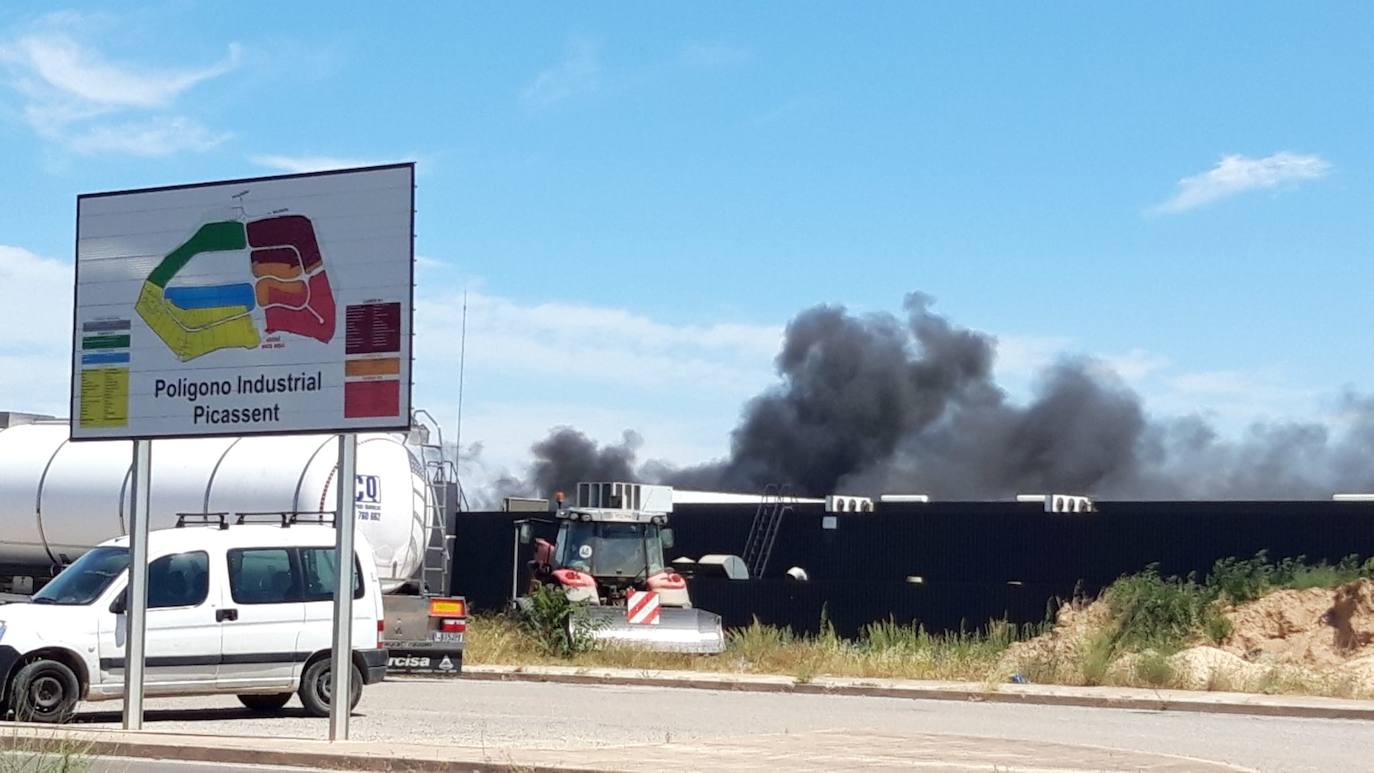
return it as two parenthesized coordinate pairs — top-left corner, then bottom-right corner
(743, 483), (794, 579)
(412, 410), (464, 596)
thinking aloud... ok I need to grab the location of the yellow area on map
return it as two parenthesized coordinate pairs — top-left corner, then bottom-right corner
(78, 367), (129, 428)
(134, 281), (260, 361)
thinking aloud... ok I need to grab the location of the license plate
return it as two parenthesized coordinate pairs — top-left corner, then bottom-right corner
(430, 631), (463, 643)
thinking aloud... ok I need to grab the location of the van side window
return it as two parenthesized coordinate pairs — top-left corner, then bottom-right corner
(228, 548), (297, 604)
(299, 548), (365, 602)
(148, 551), (209, 609)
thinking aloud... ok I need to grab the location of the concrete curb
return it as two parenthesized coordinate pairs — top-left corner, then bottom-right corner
(0, 724), (586, 772)
(455, 664), (1374, 722)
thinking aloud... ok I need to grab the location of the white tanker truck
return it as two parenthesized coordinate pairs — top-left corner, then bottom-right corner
(0, 413), (467, 674)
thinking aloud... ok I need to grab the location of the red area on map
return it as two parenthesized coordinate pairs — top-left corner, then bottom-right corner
(264, 272), (336, 343)
(249, 216), (336, 343)
(248, 216), (324, 271)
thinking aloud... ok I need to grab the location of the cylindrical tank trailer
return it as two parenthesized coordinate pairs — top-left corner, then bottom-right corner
(0, 421), (430, 592)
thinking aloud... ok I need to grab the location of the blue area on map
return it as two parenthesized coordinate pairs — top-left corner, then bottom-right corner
(82, 352), (131, 365)
(165, 283), (256, 311)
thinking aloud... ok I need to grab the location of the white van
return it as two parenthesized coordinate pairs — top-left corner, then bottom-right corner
(0, 517), (387, 723)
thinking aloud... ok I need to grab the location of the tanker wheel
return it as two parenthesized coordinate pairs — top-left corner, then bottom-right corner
(11, 659), (79, 724)
(297, 659), (362, 718)
(237, 692), (293, 713)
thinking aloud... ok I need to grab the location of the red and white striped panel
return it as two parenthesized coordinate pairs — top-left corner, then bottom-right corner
(626, 590), (661, 625)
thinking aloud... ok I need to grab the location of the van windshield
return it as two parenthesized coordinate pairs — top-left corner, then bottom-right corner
(31, 547), (130, 606)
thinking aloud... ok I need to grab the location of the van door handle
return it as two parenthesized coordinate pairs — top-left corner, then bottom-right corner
(216, 608), (238, 622)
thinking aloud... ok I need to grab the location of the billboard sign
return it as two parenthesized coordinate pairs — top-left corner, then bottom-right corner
(71, 164), (414, 440)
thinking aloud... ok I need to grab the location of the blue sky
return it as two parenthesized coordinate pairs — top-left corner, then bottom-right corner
(2, 3), (1372, 482)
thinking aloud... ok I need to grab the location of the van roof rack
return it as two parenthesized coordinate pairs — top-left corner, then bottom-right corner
(172, 511), (337, 529)
(235, 510), (336, 527)
(175, 512), (230, 530)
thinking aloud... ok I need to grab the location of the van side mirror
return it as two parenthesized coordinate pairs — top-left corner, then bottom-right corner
(109, 591), (127, 615)
(661, 527), (675, 550)
(517, 523), (533, 545)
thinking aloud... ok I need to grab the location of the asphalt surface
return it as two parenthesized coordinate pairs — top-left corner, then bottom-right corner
(94, 761), (331, 773)
(7, 756), (329, 773)
(73, 677), (1374, 772)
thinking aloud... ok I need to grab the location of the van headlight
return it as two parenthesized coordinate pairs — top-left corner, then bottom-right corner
(0, 621), (7, 642)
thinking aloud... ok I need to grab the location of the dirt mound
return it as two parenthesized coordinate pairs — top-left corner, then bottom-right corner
(1002, 579), (1374, 695)
(1167, 646), (1266, 690)
(1332, 580), (1374, 651)
(1001, 599), (1111, 680)
(1221, 579), (1374, 669)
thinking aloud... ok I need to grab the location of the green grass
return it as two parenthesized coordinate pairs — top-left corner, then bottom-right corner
(471, 553), (1373, 697)
(1104, 565), (1225, 655)
(1095, 553), (1374, 659)
(0, 726), (91, 773)
(468, 611), (1041, 682)
(1206, 552), (1374, 605)
(1133, 650), (1176, 688)
(1079, 631), (1117, 686)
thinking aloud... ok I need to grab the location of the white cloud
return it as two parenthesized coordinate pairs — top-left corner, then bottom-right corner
(1101, 348), (1172, 383)
(250, 154), (385, 174)
(1168, 369), (1319, 405)
(522, 39), (600, 109)
(65, 117), (228, 156)
(0, 245), (72, 416)
(5, 34), (239, 109)
(415, 289), (782, 395)
(1150, 152), (1331, 214)
(411, 287), (782, 472)
(0, 17), (240, 155)
(1122, 367), (1325, 436)
(414, 255), (448, 271)
(993, 334), (1073, 375)
(0, 245), (69, 347)
(455, 400), (732, 489)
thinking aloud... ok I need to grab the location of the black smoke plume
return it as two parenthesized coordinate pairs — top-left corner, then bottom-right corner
(492, 293), (1374, 502)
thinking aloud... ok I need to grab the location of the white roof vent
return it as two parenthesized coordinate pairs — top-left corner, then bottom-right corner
(1333, 494), (1374, 502)
(879, 494), (931, 504)
(1017, 493), (1095, 513)
(575, 482), (673, 514)
(826, 494), (874, 513)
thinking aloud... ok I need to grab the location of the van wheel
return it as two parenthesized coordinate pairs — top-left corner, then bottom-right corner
(237, 693), (293, 712)
(11, 660), (79, 724)
(298, 659), (362, 718)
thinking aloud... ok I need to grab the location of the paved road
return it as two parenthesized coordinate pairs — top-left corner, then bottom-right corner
(74, 678), (1374, 772)
(8, 755), (328, 773)
(92, 760), (330, 773)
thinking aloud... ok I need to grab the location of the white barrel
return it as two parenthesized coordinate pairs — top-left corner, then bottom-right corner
(0, 421), (430, 592)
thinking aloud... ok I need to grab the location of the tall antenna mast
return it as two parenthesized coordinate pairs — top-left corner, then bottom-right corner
(454, 289), (468, 472)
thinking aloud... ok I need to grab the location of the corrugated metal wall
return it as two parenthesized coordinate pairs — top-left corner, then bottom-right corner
(451, 500), (1374, 636)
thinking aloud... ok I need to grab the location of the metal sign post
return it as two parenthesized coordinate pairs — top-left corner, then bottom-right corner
(122, 439), (151, 730)
(329, 433), (358, 741)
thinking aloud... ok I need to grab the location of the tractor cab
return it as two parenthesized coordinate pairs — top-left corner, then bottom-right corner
(515, 482), (722, 653)
(531, 506), (687, 607)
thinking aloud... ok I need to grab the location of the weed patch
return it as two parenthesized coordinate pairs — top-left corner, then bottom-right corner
(470, 553), (1373, 700)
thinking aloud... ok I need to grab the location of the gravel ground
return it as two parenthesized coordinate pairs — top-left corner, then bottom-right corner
(73, 677), (1374, 773)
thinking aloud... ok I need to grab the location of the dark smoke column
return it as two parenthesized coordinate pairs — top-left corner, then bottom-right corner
(680, 293), (998, 496)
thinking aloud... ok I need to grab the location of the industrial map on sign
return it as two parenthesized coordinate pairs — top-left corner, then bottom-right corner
(72, 163), (415, 441)
(136, 215), (337, 361)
